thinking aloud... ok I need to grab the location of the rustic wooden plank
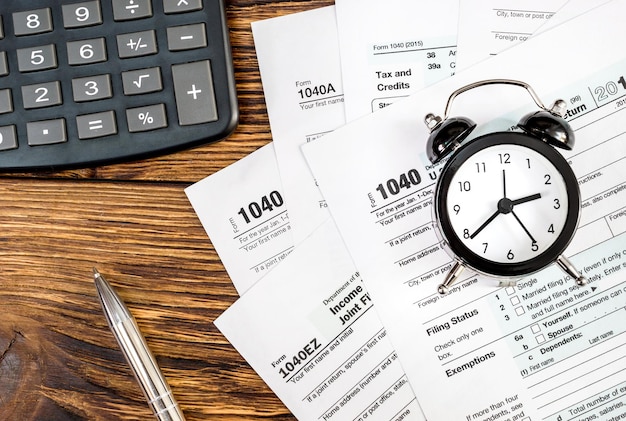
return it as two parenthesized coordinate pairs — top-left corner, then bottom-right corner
(0, 179), (293, 419)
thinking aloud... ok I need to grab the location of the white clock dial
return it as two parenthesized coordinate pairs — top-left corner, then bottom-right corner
(445, 143), (569, 264)
(436, 135), (570, 270)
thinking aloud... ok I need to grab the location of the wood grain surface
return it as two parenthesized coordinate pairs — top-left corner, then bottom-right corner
(0, 1), (333, 419)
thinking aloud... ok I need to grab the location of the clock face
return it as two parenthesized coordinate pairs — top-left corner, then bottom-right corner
(435, 132), (580, 277)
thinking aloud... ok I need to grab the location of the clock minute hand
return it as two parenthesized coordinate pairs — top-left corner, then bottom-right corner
(511, 210), (537, 243)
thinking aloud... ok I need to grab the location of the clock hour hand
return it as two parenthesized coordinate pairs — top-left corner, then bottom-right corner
(511, 192), (541, 206)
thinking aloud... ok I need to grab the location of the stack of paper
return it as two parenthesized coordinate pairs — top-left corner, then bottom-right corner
(186, 1), (626, 419)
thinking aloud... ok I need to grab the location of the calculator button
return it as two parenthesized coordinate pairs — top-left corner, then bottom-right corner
(0, 52), (7, 76)
(27, 119), (67, 145)
(126, 104), (167, 132)
(77, 111), (117, 139)
(122, 67), (163, 95)
(22, 81), (63, 109)
(0, 89), (13, 114)
(117, 30), (158, 58)
(17, 45), (58, 72)
(13, 9), (53, 36)
(167, 23), (207, 51)
(112, 0), (153, 21)
(163, 0), (203, 14)
(0, 17), (4, 39)
(0, 126), (18, 151)
(62, 1), (103, 28)
(72, 74), (113, 102)
(67, 38), (107, 65)
(172, 60), (217, 125)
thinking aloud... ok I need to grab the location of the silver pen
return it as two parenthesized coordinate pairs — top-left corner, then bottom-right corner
(93, 268), (186, 421)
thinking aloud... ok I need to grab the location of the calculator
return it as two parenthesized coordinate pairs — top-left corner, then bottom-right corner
(0, 0), (238, 170)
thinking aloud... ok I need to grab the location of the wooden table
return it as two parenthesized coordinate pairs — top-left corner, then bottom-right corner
(0, 1), (333, 419)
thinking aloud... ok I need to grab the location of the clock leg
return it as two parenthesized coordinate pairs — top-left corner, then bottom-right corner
(556, 254), (587, 286)
(438, 261), (466, 295)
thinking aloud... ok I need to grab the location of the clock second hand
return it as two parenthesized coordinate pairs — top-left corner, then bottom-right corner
(469, 169), (508, 239)
(469, 208), (500, 239)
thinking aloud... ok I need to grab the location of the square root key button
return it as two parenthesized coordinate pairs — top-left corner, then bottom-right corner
(172, 60), (217, 125)
(122, 67), (162, 95)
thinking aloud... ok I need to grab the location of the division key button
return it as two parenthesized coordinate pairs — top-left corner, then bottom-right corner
(171, 60), (218, 126)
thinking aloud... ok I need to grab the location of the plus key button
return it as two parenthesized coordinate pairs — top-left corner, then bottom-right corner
(172, 60), (218, 125)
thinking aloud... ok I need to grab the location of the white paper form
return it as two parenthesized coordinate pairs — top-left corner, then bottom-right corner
(335, 0), (458, 122)
(185, 143), (293, 294)
(215, 219), (425, 421)
(454, 0), (569, 71)
(252, 6), (345, 244)
(538, 0), (614, 32)
(304, 1), (626, 419)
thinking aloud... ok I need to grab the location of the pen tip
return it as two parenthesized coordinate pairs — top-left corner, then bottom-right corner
(93, 267), (101, 278)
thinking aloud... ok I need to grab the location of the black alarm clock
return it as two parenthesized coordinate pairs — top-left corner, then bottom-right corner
(424, 79), (587, 294)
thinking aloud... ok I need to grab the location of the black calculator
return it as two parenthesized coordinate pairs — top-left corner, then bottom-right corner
(0, 0), (238, 170)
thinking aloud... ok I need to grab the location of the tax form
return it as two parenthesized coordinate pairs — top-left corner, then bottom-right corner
(185, 143), (293, 294)
(205, 8), (424, 419)
(215, 220), (425, 421)
(252, 6), (345, 243)
(303, 1), (626, 419)
(335, 0), (458, 121)
(536, 0), (614, 32)
(455, 0), (568, 70)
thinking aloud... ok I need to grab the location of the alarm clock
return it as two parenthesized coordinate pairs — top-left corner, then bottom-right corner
(424, 79), (587, 295)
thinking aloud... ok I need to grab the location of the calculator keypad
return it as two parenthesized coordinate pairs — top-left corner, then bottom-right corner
(0, 0), (238, 169)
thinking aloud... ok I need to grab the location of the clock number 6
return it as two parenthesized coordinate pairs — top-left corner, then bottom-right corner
(507, 250), (515, 260)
